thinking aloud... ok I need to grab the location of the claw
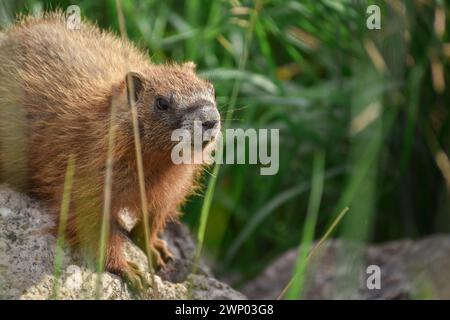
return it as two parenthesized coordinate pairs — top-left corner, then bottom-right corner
(150, 246), (166, 269)
(122, 261), (148, 292)
(155, 238), (174, 261)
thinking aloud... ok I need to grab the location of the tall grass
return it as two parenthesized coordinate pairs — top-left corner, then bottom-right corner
(278, 205), (349, 299)
(286, 150), (325, 299)
(115, 0), (158, 297)
(51, 155), (75, 299)
(192, 0), (262, 275)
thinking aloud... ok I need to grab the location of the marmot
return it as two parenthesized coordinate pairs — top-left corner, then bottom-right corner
(0, 12), (220, 289)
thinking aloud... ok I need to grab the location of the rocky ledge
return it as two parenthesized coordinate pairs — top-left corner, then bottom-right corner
(3, 184), (450, 300)
(0, 185), (245, 300)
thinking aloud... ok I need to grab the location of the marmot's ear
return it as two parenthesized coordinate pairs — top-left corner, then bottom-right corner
(182, 61), (196, 72)
(125, 71), (144, 104)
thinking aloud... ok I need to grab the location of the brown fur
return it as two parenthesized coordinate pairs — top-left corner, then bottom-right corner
(0, 12), (219, 282)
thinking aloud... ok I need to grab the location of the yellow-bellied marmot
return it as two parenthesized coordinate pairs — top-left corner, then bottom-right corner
(0, 11), (220, 289)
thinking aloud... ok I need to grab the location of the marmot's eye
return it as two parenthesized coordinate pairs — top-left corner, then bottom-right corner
(155, 97), (170, 111)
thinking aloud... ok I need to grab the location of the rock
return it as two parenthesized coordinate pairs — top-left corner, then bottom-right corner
(242, 237), (450, 299)
(157, 222), (212, 283)
(0, 185), (244, 300)
(189, 275), (246, 300)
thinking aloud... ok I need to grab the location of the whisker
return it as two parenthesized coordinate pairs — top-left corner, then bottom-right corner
(219, 118), (241, 122)
(202, 167), (217, 179)
(218, 105), (250, 113)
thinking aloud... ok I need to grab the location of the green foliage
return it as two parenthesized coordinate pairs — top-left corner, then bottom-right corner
(5, 0), (450, 287)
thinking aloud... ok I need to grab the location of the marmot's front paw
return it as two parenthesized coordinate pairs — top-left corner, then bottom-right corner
(151, 238), (174, 269)
(121, 261), (149, 292)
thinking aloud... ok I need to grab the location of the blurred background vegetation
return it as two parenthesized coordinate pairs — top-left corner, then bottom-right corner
(1, 0), (449, 290)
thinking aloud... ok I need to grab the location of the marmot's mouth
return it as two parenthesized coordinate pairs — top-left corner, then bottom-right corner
(201, 129), (219, 149)
(202, 138), (215, 148)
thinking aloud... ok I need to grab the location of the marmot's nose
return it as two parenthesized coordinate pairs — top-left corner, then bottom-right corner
(202, 120), (218, 130)
(185, 99), (221, 133)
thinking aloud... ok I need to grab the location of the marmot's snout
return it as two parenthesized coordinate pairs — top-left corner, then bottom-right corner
(181, 100), (221, 147)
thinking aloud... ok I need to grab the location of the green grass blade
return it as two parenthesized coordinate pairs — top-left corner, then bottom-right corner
(51, 155), (75, 300)
(278, 206), (349, 300)
(286, 150), (325, 299)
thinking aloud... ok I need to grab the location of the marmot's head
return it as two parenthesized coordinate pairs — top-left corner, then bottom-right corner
(115, 62), (220, 161)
